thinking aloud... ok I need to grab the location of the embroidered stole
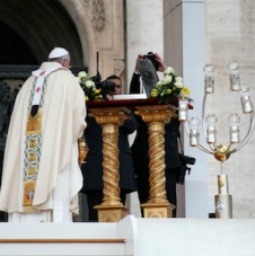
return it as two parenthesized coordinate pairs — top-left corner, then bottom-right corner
(23, 67), (60, 212)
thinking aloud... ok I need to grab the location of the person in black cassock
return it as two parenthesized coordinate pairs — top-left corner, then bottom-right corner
(80, 75), (137, 221)
(129, 53), (182, 217)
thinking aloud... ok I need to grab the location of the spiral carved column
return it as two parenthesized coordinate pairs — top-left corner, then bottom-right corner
(135, 105), (176, 218)
(89, 107), (129, 222)
(147, 122), (168, 204)
(101, 124), (121, 205)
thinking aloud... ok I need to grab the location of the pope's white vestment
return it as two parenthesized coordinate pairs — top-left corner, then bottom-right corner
(0, 62), (87, 222)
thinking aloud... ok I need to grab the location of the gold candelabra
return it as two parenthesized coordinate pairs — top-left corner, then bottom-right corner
(178, 61), (255, 218)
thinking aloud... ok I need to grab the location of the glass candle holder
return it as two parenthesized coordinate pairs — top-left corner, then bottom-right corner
(188, 117), (200, 147)
(240, 86), (253, 114)
(228, 113), (240, 143)
(206, 114), (218, 144)
(203, 64), (215, 94)
(178, 98), (188, 121)
(228, 61), (241, 91)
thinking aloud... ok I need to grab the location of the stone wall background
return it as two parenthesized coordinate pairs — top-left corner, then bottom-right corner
(205, 0), (255, 218)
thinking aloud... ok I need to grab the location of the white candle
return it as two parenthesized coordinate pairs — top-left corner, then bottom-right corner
(207, 125), (217, 144)
(204, 75), (214, 94)
(189, 129), (200, 147)
(229, 72), (240, 91)
(188, 117), (200, 147)
(203, 64), (215, 94)
(230, 124), (239, 143)
(178, 98), (188, 121)
(228, 61), (241, 91)
(241, 94), (253, 113)
(206, 114), (218, 144)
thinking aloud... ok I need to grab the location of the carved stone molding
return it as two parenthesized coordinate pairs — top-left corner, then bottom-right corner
(92, 0), (105, 31)
(60, 0), (124, 84)
(113, 59), (125, 78)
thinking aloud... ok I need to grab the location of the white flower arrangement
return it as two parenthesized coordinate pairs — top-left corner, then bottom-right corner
(150, 66), (191, 103)
(78, 71), (103, 101)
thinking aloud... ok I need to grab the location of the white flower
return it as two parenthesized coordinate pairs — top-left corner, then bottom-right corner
(85, 80), (95, 88)
(78, 71), (88, 79)
(180, 87), (190, 97)
(156, 80), (163, 88)
(163, 75), (173, 84)
(164, 67), (175, 76)
(175, 76), (184, 88)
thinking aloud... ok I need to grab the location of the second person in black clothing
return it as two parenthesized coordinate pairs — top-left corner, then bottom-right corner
(129, 54), (182, 217)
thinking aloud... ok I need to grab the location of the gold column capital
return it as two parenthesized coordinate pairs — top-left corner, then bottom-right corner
(89, 107), (128, 126)
(135, 104), (176, 124)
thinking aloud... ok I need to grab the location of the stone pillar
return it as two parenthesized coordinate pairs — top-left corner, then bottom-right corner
(163, 0), (207, 218)
(126, 0), (164, 90)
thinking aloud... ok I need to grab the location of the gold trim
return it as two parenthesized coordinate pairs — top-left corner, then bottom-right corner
(26, 110), (42, 133)
(23, 109), (42, 211)
(23, 180), (36, 206)
(78, 138), (89, 164)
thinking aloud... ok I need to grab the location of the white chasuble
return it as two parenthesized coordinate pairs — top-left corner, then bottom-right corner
(0, 62), (87, 222)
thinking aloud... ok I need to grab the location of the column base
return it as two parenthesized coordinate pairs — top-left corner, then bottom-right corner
(215, 194), (233, 219)
(94, 204), (128, 222)
(141, 202), (175, 218)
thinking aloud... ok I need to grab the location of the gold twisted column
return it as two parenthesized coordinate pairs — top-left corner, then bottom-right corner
(101, 124), (121, 205)
(89, 107), (129, 222)
(147, 122), (168, 204)
(135, 105), (176, 218)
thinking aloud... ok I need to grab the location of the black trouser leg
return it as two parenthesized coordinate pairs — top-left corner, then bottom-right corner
(0, 150), (7, 222)
(165, 168), (178, 217)
(86, 191), (103, 222)
(136, 167), (150, 217)
(120, 191), (126, 206)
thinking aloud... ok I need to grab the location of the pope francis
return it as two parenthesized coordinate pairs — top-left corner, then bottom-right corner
(0, 47), (87, 222)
